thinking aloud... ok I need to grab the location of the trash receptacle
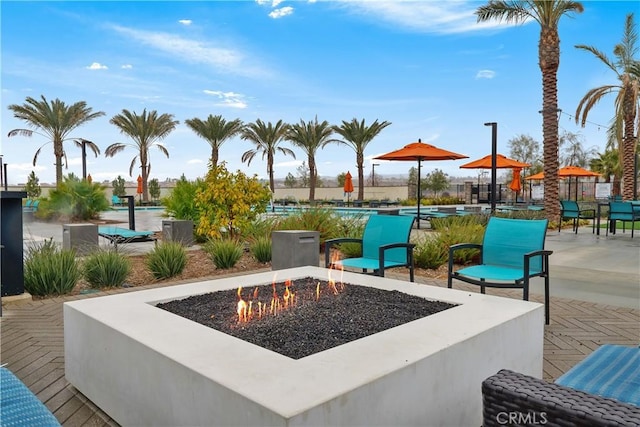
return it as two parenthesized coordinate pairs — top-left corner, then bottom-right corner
(1, 191), (27, 297)
(62, 224), (98, 255)
(271, 230), (320, 270)
(162, 220), (194, 246)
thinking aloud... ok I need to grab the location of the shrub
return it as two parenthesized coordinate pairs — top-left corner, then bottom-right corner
(162, 175), (204, 223)
(24, 239), (80, 296)
(250, 236), (272, 263)
(146, 242), (187, 279)
(195, 164), (272, 239)
(82, 249), (132, 288)
(413, 234), (448, 269)
(434, 219), (485, 265)
(273, 208), (342, 245)
(333, 215), (366, 258)
(43, 174), (110, 221)
(203, 238), (244, 269)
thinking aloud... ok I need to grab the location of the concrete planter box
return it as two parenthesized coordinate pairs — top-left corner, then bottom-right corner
(64, 266), (543, 427)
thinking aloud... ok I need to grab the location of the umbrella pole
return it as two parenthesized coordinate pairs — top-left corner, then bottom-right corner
(417, 158), (421, 229)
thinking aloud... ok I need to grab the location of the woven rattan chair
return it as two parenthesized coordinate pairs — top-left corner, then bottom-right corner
(482, 369), (640, 427)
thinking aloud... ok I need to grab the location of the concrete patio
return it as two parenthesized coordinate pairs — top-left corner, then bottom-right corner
(1, 213), (638, 425)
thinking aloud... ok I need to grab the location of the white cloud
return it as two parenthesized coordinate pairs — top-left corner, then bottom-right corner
(178, 19), (192, 26)
(109, 25), (268, 78)
(336, 1), (517, 34)
(86, 62), (108, 70)
(475, 69), (496, 79)
(121, 64), (133, 69)
(203, 90), (248, 109)
(272, 0), (285, 7)
(255, 0), (270, 5)
(275, 160), (302, 168)
(7, 163), (46, 172)
(269, 7), (294, 19)
(187, 159), (204, 164)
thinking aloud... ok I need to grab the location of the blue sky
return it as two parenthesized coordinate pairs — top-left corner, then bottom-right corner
(0, 0), (635, 185)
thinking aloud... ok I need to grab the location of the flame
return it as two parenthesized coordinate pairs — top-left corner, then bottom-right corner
(234, 275), (345, 324)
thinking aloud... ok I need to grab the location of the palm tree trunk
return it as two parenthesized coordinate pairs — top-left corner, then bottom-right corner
(54, 140), (64, 187)
(622, 86), (636, 200)
(141, 164), (149, 202)
(268, 153), (275, 193)
(540, 26), (561, 221)
(211, 148), (219, 169)
(357, 152), (364, 200)
(308, 156), (316, 202)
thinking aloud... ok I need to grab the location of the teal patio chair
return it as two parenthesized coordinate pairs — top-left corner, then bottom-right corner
(111, 195), (122, 206)
(607, 201), (640, 238)
(325, 215), (416, 281)
(447, 217), (553, 324)
(559, 200), (595, 233)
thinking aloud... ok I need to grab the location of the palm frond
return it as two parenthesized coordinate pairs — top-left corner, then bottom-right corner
(7, 128), (34, 138)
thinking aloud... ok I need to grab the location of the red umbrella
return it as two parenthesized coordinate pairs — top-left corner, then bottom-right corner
(343, 171), (354, 206)
(375, 139), (468, 228)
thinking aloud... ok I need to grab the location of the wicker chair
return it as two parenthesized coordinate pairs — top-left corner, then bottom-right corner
(482, 369), (640, 427)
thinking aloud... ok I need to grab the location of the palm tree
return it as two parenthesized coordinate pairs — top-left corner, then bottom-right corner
(7, 95), (105, 187)
(575, 13), (640, 200)
(332, 118), (391, 201)
(106, 109), (179, 202)
(590, 148), (622, 195)
(286, 117), (339, 202)
(185, 115), (244, 169)
(241, 119), (295, 193)
(476, 0), (584, 220)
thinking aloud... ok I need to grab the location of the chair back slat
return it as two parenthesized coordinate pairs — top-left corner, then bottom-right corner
(560, 200), (579, 213)
(362, 215), (414, 263)
(609, 202), (634, 220)
(482, 217), (548, 271)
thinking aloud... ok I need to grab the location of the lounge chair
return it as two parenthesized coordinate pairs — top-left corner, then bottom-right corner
(98, 226), (155, 247)
(325, 214), (416, 281)
(447, 217), (552, 324)
(559, 200), (595, 233)
(112, 195), (122, 206)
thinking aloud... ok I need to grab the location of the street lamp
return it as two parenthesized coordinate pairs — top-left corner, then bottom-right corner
(371, 163), (380, 187)
(484, 122), (498, 214)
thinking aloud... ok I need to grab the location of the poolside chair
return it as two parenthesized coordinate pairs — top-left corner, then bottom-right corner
(1, 366), (61, 426)
(325, 215), (416, 281)
(112, 195), (122, 206)
(607, 201), (640, 238)
(559, 200), (595, 233)
(447, 217), (552, 324)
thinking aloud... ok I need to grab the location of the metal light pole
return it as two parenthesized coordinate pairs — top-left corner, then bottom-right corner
(484, 122), (498, 214)
(372, 163), (380, 187)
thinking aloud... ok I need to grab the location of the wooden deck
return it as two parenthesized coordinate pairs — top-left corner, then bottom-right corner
(1, 272), (638, 426)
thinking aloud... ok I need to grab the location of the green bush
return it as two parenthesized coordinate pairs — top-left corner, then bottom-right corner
(146, 242), (187, 279)
(333, 215), (366, 258)
(250, 236), (272, 263)
(434, 219), (485, 265)
(82, 249), (132, 288)
(273, 208), (342, 244)
(41, 174), (110, 221)
(24, 239), (80, 296)
(162, 175), (204, 223)
(413, 234), (448, 269)
(203, 239), (244, 269)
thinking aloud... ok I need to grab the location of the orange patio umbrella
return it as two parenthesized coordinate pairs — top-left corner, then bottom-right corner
(375, 139), (468, 228)
(459, 154), (530, 170)
(524, 166), (600, 200)
(343, 171), (354, 206)
(524, 171), (545, 180)
(136, 175), (143, 201)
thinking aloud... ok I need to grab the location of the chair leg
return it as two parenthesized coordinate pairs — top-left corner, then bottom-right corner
(544, 275), (550, 325)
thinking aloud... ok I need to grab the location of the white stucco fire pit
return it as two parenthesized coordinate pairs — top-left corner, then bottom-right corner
(64, 266), (543, 426)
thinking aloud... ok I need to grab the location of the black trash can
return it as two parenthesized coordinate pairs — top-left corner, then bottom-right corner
(1, 191), (27, 297)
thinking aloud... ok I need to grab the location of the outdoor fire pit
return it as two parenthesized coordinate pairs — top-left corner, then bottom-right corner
(64, 266), (543, 426)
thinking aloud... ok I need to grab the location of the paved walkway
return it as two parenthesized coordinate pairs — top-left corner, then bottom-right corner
(2, 214), (639, 426)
